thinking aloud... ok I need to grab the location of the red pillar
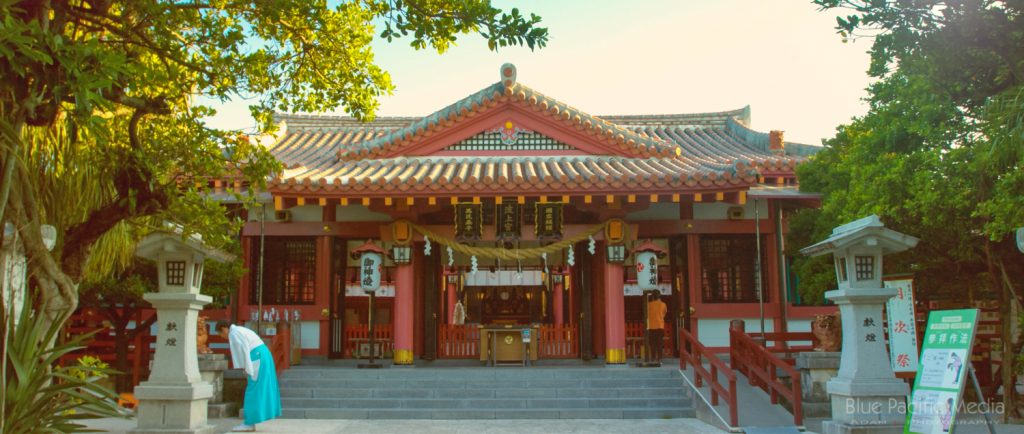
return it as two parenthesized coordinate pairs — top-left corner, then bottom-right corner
(394, 262), (414, 365)
(553, 268), (565, 326)
(604, 257), (626, 364)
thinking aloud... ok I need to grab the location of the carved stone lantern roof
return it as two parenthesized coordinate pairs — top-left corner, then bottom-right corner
(799, 215), (918, 257)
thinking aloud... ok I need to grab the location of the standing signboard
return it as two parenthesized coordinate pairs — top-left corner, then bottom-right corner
(905, 309), (979, 434)
(884, 277), (919, 373)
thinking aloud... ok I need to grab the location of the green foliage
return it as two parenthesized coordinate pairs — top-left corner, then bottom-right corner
(0, 0), (548, 310)
(794, 1), (1024, 305)
(64, 356), (112, 416)
(2, 301), (123, 433)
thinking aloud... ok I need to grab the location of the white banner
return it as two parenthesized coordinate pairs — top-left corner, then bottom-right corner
(346, 284), (394, 297)
(623, 282), (672, 296)
(884, 278), (919, 373)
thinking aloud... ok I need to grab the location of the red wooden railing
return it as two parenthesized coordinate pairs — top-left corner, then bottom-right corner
(625, 321), (674, 359)
(679, 326), (738, 428)
(62, 307), (157, 389)
(438, 324), (480, 358)
(343, 324), (394, 359)
(729, 320), (803, 427)
(537, 324), (578, 358)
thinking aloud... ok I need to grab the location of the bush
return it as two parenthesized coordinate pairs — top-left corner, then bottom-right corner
(2, 303), (124, 433)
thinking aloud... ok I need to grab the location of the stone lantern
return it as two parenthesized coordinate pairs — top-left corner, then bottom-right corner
(800, 215), (918, 434)
(131, 231), (233, 434)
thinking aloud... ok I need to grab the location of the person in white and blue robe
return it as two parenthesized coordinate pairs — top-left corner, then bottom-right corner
(216, 323), (281, 432)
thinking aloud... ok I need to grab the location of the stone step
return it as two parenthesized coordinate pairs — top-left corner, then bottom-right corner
(280, 397), (691, 410)
(281, 386), (686, 399)
(282, 408), (695, 420)
(277, 367), (693, 420)
(281, 368), (682, 380)
(278, 378), (684, 390)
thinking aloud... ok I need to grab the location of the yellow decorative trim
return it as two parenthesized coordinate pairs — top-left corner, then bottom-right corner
(428, 197), (436, 205)
(738, 191), (747, 205)
(606, 348), (626, 364)
(384, 197), (393, 206)
(394, 349), (414, 365)
(584, 195), (592, 204)
(694, 193), (703, 202)
(649, 194), (658, 203)
(319, 198), (327, 206)
(561, 195), (569, 203)
(274, 196), (283, 211)
(297, 197), (306, 206)
(362, 197), (370, 206)
(341, 198), (349, 206)
(715, 192), (724, 201)
(672, 194), (680, 203)
(627, 194), (636, 203)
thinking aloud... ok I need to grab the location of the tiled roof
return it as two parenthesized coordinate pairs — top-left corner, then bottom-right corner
(267, 64), (816, 196)
(273, 155), (758, 195)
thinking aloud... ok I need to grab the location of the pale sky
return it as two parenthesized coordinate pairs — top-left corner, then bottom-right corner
(203, 0), (874, 146)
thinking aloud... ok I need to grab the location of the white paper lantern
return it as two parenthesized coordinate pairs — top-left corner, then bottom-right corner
(360, 251), (383, 293)
(635, 250), (659, 290)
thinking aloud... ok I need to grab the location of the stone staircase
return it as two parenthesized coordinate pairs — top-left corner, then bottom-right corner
(278, 366), (695, 419)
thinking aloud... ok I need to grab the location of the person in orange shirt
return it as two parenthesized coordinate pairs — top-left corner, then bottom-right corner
(646, 290), (668, 363)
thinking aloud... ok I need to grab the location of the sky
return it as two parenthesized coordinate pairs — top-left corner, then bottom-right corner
(203, 0), (875, 146)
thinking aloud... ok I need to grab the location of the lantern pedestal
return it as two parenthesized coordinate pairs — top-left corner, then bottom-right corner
(821, 288), (908, 434)
(130, 293), (214, 434)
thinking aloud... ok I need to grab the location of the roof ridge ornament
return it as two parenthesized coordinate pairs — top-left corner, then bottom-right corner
(501, 63), (516, 89)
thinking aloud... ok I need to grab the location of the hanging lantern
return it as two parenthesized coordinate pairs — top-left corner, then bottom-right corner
(633, 239), (667, 290)
(351, 240), (386, 293)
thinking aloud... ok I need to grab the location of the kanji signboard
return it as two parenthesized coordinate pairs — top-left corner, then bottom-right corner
(535, 202), (563, 241)
(496, 201), (521, 241)
(455, 203), (483, 242)
(905, 309), (979, 434)
(885, 277), (919, 373)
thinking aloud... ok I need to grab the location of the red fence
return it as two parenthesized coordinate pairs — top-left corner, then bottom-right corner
(62, 307), (157, 390)
(729, 320), (803, 427)
(626, 321), (674, 359)
(438, 324), (480, 358)
(537, 325), (578, 358)
(343, 324), (394, 359)
(679, 326), (738, 428)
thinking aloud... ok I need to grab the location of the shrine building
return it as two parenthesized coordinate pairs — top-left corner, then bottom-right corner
(234, 64), (827, 365)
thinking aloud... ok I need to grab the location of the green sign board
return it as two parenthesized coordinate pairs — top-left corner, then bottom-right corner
(905, 309), (979, 434)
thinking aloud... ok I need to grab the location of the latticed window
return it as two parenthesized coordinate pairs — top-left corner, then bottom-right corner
(700, 235), (767, 303)
(166, 261), (186, 286)
(855, 256), (875, 281)
(444, 131), (573, 151)
(250, 237), (317, 305)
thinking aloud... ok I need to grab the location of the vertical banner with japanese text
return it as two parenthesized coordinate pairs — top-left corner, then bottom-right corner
(455, 203), (483, 242)
(496, 201), (521, 241)
(884, 277), (919, 373)
(905, 309), (979, 434)
(535, 202), (563, 241)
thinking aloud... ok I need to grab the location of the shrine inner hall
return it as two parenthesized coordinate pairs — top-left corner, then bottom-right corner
(235, 64), (826, 365)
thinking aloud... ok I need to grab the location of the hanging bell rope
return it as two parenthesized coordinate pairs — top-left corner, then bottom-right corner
(405, 221), (608, 261)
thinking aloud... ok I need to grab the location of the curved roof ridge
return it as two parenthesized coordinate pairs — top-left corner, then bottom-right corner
(598, 106), (751, 128)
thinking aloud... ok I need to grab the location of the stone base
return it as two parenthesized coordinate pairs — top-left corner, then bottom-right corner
(797, 351), (841, 418)
(207, 401), (237, 419)
(821, 420), (903, 434)
(128, 425), (214, 434)
(804, 401), (833, 418)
